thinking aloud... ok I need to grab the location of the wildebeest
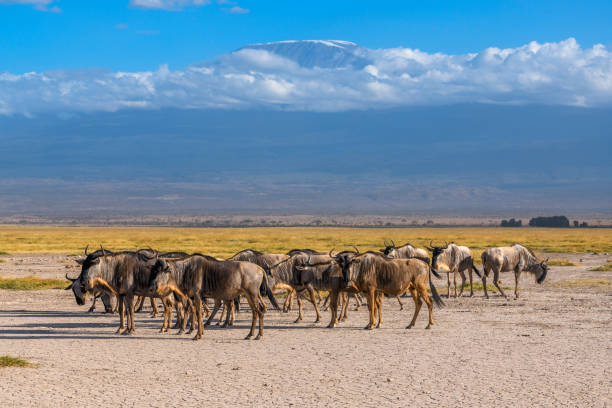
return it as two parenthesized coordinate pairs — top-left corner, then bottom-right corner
(149, 254), (279, 340)
(380, 240), (430, 263)
(67, 246), (176, 334)
(426, 241), (482, 297)
(227, 249), (292, 313)
(333, 251), (444, 329)
(267, 249), (336, 323)
(481, 243), (548, 299)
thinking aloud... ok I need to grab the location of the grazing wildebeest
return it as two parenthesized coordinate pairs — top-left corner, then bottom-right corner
(426, 241), (483, 298)
(481, 243), (548, 299)
(67, 247), (176, 334)
(149, 254), (279, 340)
(70, 247), (116, 314)
(333, 251), (444, 330)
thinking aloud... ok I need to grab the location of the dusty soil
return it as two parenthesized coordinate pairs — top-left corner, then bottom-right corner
(1, 253), (611, 407)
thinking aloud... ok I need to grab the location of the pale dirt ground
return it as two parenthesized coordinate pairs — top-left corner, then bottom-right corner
(1, 253), (611, 407)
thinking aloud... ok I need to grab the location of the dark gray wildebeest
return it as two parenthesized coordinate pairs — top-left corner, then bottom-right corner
(149, 254), (279, 340)
(67, 247), (176, 334)
(295, 251), (366, 328)
(481, 243), (548, 299)
(426, 241), (483, 298)
(332, 251), (444, 330)
(68, 247), (115, 314)
(379, 240), (430, 309)
(267, 249), (339, 323)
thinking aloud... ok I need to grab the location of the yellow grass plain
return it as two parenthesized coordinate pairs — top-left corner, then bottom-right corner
(0, 225), (610, 259)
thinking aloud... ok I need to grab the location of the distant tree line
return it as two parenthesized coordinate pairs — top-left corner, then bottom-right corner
(500, 218), (522, 227)
(501, 216), (590, 228)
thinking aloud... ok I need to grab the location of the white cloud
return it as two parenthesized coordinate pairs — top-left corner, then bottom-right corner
(228, 5), (248, 14)
(129, 0), (210, 10)
(1, 38), (612, 116)
(0, 0), (60, 12)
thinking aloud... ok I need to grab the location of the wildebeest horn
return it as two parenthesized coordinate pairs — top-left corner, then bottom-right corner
(65, 273), (77, 282)
(383, 240), (389, 247)
(84, 245), (89, 256)
(353, 246), (360, 254)
(329, 248), (336, 258)
(443, 241), (449, 248)
(390, 239), (395, 247)
(306, 255), (312, 265)
(100, 245), (107, 257)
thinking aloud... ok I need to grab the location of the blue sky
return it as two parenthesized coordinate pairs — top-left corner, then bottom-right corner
(1, 0), (611, 72)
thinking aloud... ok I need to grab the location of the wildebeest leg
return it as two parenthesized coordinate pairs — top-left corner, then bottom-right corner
(321, 292), (331, 311)
(307, 286), (321, 323)
(396, 295), (404, 311)
(453, 271), (458, 297)
(134, 296), (145, 313)
(375, 292), (383, 328)
(192, 295), (204, 340)
(221, 300), (233, 328)
(493, 268), (507, 298)
(101, 293), (114, 313)
(406, 286), (420, 329)
(364, 288), (376, 330)
(468, 264), (474, 297)
(216, 302), (226, 326)
(418, 282), (434, 329)
(88, 292), (99, 313)
(244, 295), (258, 340)
(294, 293), (303, 323)
(150, 297), (159, 318)
(123, 294), (135, 335)
(174, 300), (184, 333)
(514, 269), (521, 299)
(188, 298), (196, 333)
(116, 295), (125, 333)
(204, 299), (222, 326)
(202, 298), (210, 317)
(458, 269), (467, 297)
(354, 293), (362, 310)
(341, 293), (350, 321)
(482, 267), (490, 299)
(327, 291), (339, 328)
(315, 289), (323, 304)
(446, 272), (451, 298)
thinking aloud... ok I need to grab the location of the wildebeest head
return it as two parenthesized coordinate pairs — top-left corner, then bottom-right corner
(67, 245), (108, 305)
(149, 258), (186, 299)
(533, 259), (549, 284)
(379, 240), (397, 257)
(426, 241), (449, 272)
(329, 248), (360, 288)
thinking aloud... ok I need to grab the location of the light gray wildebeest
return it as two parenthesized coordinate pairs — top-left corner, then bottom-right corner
(426, 241), (483, 298)
(332, 251), (444, 330)
(380, 240), (430, 263)
(68, 247), (176, 335)
(227, 249), (290, 315)
(149, 254), (279, 340)
(481, 243), (548, 299)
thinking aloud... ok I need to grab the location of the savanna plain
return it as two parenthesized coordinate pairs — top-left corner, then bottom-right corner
(1, 226), (611, 407)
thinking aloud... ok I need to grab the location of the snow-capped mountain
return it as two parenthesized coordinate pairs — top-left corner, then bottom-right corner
(236, 40), (372, 69)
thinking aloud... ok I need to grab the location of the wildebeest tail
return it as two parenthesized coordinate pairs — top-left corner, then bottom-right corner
(480, 253), (490, 277)
(260, 272), (281, 311)
(471, 261), (483, 278)
(428, 267), (445, 307)
(430, 266), (442, 279)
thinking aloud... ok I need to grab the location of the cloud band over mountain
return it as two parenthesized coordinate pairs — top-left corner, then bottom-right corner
(1, 38), (611, 116)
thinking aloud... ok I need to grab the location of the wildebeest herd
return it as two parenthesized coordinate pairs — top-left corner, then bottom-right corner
(65, 241), (549, 340)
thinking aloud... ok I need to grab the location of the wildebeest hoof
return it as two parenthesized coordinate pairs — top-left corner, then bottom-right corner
(425, 325), (431, 329)
(364, 325), (374, 330)
(406, 325), (413, 329)
(87, 306), (95, 313)
(193, 334), (201, 341)
(294, 318), (302, 323)
(254, 335), (262, 340)
(327, 323), (336, 328)
(244, 334), (252, 340)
